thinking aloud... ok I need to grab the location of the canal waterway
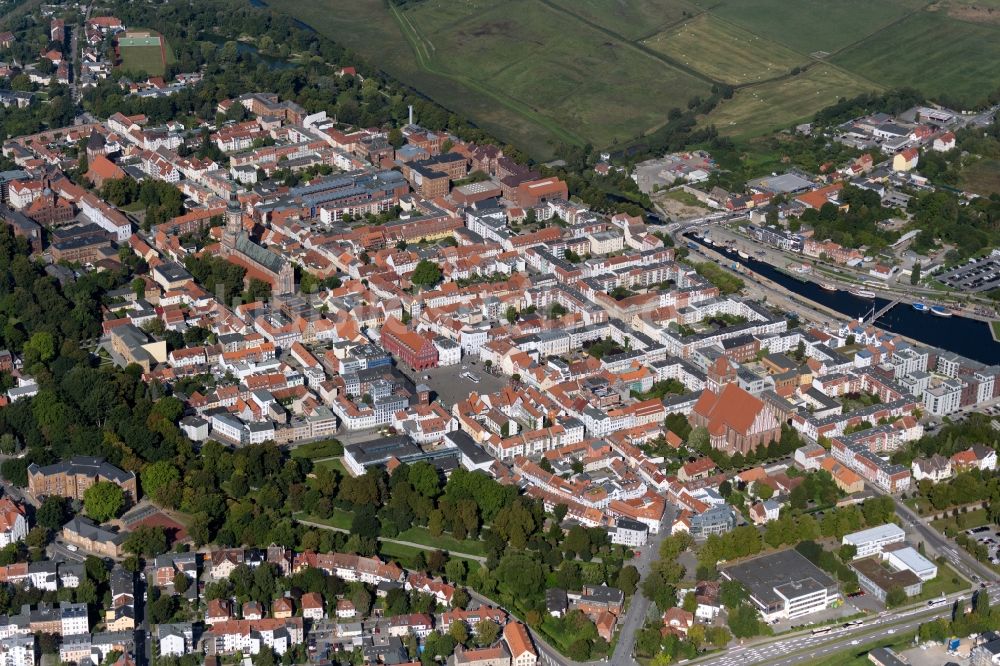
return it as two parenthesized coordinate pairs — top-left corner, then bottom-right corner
(685, 234), (1000, 365)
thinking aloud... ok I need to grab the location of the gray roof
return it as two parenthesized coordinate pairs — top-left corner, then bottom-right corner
(29, 456), (134, 485)
(723, 549), (836, 609)
(62, 516), (126, 545)
(233, 232), (286, 274)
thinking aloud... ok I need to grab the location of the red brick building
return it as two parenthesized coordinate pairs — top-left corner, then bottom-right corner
(513, 177), (568, 207)
(689, 383), (780, 455)
(381, 317), (438, 370)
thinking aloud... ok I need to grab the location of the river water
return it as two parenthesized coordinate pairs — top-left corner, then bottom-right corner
(685, 234), (1000, 365)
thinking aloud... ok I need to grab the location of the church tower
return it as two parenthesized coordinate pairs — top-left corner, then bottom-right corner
(222, 180), (241, 251)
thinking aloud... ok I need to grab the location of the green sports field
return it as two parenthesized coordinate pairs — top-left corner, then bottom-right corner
(118, 30), (174, 76)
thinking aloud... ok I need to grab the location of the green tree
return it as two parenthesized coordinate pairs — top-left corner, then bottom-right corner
(173, 571), (190, 594)
(448, 620), (469, 646)
(388, 127), (404, 149)
(474, 619), (500, 646)
(141, 460), (180, 505)
(123, 525), (168, 557)
(616, 565), (640, 595)
(886, 586), (907, 608)
(24, 331), (55, 364)
(411, 260), (443, 289)
(910, 262), (921, 285)
(36, 496), (69, 531)
(83, 482), (125, 522)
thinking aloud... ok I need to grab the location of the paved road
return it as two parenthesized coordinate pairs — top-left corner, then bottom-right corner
(609, 502), (675, 665)
(694, 583), (996, 666)
(893, 495), (998, 583)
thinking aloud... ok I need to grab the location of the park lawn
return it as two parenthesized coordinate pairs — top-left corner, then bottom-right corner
(297, 509), (353, 531)
(644, 13), (806, 85)
(904, 496), (933, 515)
(831, 12), (1000, 107)
(702, 64), (880, 138)
(992, 320), (1000, 340)
(377, 540), (482, 573)
(290, 439), (343, 460)
(313, 458), (348, 477)
(961, 158), (1000, 197)
(689, 0), (924, 55)
(393, 526), (487, 557)
(545, 0), (700, 41)
(913, 562), (970, 602)
(930, 507), (990, 533)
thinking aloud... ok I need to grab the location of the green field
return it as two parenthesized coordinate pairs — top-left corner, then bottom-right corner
(930, 507), (990, 533)
(961, 159), (1000, 197)
(831, 12), (1000, 107)
(913, 562), (969, 602)
(261, 0), (998, 154)
(398, 0), (712, 148)
(264, 0), (712, 156)
(687, 0), (924, 55)
(703, 64), (880, 138)
(118, 30), (173, 76)
(546, 0), (699, 40)
(645, 14), (806, 85)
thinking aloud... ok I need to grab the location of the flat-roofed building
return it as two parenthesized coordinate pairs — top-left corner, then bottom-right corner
(881, 543), (937, 581)
(841, 524), (905, 558)
(850, 556), (922, 602)
(721, 549), (839, 622)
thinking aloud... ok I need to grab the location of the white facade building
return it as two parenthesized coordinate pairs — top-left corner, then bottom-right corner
(841, 524), (905, 558)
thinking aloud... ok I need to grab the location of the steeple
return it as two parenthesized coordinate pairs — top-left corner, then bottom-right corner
(222, 179), (241, 250)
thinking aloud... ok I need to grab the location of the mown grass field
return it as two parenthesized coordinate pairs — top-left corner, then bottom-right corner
(703, 64), (880, 138)
(831, 12), (1000, 107)
(687, 0), (924, 54)
(120, 45), (166, 76)
(118, 30), (173, 76)
(644, 13), (805, 85)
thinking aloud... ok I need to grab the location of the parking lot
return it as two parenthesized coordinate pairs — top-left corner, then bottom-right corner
(966, 525), (1000, 564)
(397, 359), (509, 410)
(938, 256), (1000, 293)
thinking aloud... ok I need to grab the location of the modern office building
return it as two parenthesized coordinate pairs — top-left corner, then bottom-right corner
(721, 549), (839, 622)
(841, 524), (906, 558)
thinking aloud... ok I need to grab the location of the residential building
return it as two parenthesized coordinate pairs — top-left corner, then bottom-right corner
(0, 499), (27, 547)
(27, 456), (137, 504)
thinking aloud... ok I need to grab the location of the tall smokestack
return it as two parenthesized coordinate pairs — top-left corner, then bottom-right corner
(408, 105), (414, 126)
